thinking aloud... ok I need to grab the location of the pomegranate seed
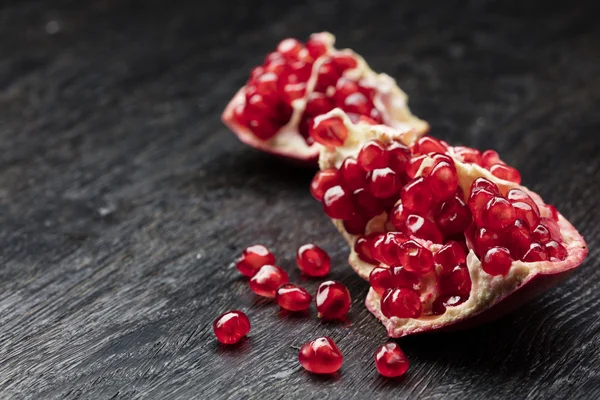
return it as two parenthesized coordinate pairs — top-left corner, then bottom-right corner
(339, 158), (366, 191)
(405, 154), (427, 179)
(235, 245), (276, 277)
(306, 36), (328, 59)
(454, 146), (482, 165)
(511, 201), (540, 229)
(355, 233), (381, 264)
(296, 244), (331, 277)
(343, 92), (372, 115)
(468, 188), (496, 225)
(541, 217), (562, 242)
(387, 141), (412, 173)
(481, 150), (503, 168)
(522, 242), (549, 262)
(532, 223), (552, 243)
(315, 281), (351, 319)
(244, 114), (281, 140)
(434, 241), (467, 273)
(415, 137), (447, 155)
(314, 59), (340, 92)
(481, 196), (516, 230)
(402, 214), (443, 244)
(401, 177), (433, 215)
(481, 247), (512, 276)
(398, 240), (434, 275)
(213, 310), (251, 345)
(310, 116), (348, 147)
(343, 214), (368, 235)
(471, 177), (500, 194)
(298, 337), (343, 374)
(432, 295), (467, 315)
(389, 202), (408, 230)
(353, 187), (382, 217)
(435, 195), (473, 236)
(249, 265), (289, 298)
(368, 168), (400, 198)
(358, 140), (389, 171)
(506, 188), (539, 213)
(474, 227), (502, 256)
(332, 54), (358, 71)
(310, 168), (340, 202)
(248, 66), (265, 83)
(282, 82), (306, 104)
(334, 77), (360, 103)
(276, 283), (313, 311)
(277, 38), (303, 59)
(545, 240), (567, 260)
(376, 232), (409, 265)
(380, 288), (422, 319)
(323, 185), (355, 219)
(439, 265), (471, 295)
(375, 342), (409, 378)
(490, 164), (521, 184)
(426, 160), (458, 201)
(304, 92), (334, 116)
(369, 266), (419, 295)
(502, 219), (532, 259)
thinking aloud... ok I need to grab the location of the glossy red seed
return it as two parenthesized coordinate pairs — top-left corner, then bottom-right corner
(332, 53), (358, 71)
(405, 154), (427, 179)
(454, 146), (482, 165)
(468, 188), (496, 225)
(398, 240), (434, 275)
(343, 92), (372, 115)
(375, 342), (409, 378)
(249, 265), (289, 298)
(522, 242), (549, 262)
(277, 38), (303, 59)
(358, 140), (389, 171)
(402, 214), (443, 244)
(512, 201), (540, 229)
(490, 164), (521, 184)
(434, 241), (467, 273)
(315, 281), (351, 319)
(474, 227), (502, 256)
(310, 116), (348, 147)
(310, 168), (340, 202)
(314, 59), (340, 92)
(343, 214), (368, 235)
(389, 202), (408, 230)
(439, 265), (471, 295)
(435, 195), (472, 236)
(334, 77), (360, 103)
(353, 188), (382, 217)
(502, 219), (532, 259)
(481, 247), (512, 276)
(245, 114), (281, 140)
(431, 295), (468, 315)
(481, 196), (516, 230)
(415, 137), (448, 155)
(401, 177), (433, 215)
(532, 223), (552, 243)
(376, 232), (409, 265)
(545, 240), (568, 260)
(235, 245), (276, 277)
(323, 185), (355, 219)
(387, 141), (412, 173)
(471, 177), (500, 195)
(369, 266), (419, 295)
(355, 233), (382, 264)
(339, 158), (366, 191)
(306, 36), (328, 59)
(380, 288), (422, 319)
(506, 188), (540, 214)
(298, 337), (343, 374)
(297, 244), (331, 277)
(276, 283), (313, 311)
(426, 161), (458, 201)
(282, 82), (306, 104)
(368, 168), (400, 198)
(304, 92), (334, 116)
(481, 150), (503, 168)
(541, 217), (562, 242)
(213, 310), (251, 345)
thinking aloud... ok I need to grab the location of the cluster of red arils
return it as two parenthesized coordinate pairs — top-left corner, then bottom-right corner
(213, 244), (409, 377)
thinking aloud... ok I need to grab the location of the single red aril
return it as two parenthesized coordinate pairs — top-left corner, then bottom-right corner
(474, 227), (502, 256)
(511, 201), (540, 229)
(368, 168), (400, 198)
(235, 245), (276, 277)
(387, 141), (411, 172)
(339, 158), (366, 191)
(401, 177), (434, 215)
(369, 266), (419, 295)
(323, 185), (355, 219)
(343, 92), (372, 115)
(522, 242), (549, 262)
(482, 247), (512, 276)
(332, 53), (358, 70)
(343, 214), (369, 235)
(249, 265), (290, 298)
(276, 283), (313, 311)
(507, 188), (540, 214)
(296, 244), (331, 277)
(490, 164), (522, 184)
(298, 337), (343, 374)
(431, 294), (468, 315)
(310, 116), (349, 147)
(357, 140), (389, 171)
(481, 196), (516, 231)
(542, 217), (562, 241)
(306, 35), (328, 58)
(426, 161), (458, 201)
(389, 202), (408, 230)
(354, 233), (382, 264)
(397, 240), (434, 275)
(277, 38), (303, 59)
(468, 188), (496, 225)
(381, 288), (422, 319)
(405, 155), (427, 179)
(471, 177), (500, 194)
(334, 77), (360, 103)
(454, 146), (482, 164)
(353, 187), (382, 217)
(503, 219), (532, 259)
(545, 240), (567, 261)
(375, 232), (409, 265)
(439, 265), (472, 296)
(434, 241), (467, 273)
(310, 168), (340, 201)
(213, 310), (251, 345)
(532, 223), (552, 243)
(415, 136), (448, 154)
(375, 342), (409, 378)
(481, 150), (503, 168)
(315, 280), (352, 319)
(435, 195), (472, 236)
(402, 214), (443, 244)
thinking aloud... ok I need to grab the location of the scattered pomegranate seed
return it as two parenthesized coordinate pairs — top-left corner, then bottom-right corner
(213, 310), (251, 345)
(439, 265), (472, 295)
(369, 266), (419, 295)
(315, 280), (352, 319)
(322, 185), (355, 219)
(481, 247), (512, 276)
(481, 196), (516, 231)
(357, 140), (389, 171)
(374, 342), (410, 378)
(235, 245), (276, 277)
(309, 116), (348, 147)
(380, 287), (422, 319)
(401, 177), (433, 215)
(296, 244), (331, 277)
(490, 164), (521, 184)
(298, 337), (343, 374)
(398, 240), (434, 275)
(434, 241), (467, 273)
(545, 240), (568, 260)
(522, 242), (549, 262)
(368, 167), (400, 198)
(339, 158), (366, 191)
(249, 265), (289, 298)
(310, 169), (339, 201)
(276, 283), (313, 311)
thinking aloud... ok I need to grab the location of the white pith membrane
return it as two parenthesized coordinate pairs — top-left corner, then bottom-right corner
(318, 109), (588, 337)
(222, 32), (429, 162)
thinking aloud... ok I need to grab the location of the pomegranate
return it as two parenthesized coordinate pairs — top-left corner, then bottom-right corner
(315, 280), (352, 319)
(312, 110), (588, 337)
(213, 310), (251, 345)
(374, 342), (409, 378)
(296, 244), (331, 277)
(235, 244), (276, 277)
(222, 32), (428, 163)
(298, 337), (343, 374)
(249, 265), (289, 298)
(276, 283), (313, 312)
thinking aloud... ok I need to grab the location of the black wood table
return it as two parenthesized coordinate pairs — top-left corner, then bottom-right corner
(1, 1), (599, 398)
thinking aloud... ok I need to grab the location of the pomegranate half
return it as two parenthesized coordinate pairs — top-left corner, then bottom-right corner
(222, 32), (428, 163)
(312, 109), (588, 338)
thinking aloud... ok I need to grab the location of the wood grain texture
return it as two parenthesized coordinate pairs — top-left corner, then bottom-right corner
(0, 0), (599, 399)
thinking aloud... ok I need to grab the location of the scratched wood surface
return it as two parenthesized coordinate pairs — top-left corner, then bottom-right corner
(0, 0), (599, 399)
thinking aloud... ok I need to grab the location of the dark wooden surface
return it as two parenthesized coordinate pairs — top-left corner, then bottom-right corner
(1, 0), (599, 399)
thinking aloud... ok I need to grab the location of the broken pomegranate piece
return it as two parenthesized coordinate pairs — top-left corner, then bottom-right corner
(313, 110), (588, 337)
(222, 32), (428, 162)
